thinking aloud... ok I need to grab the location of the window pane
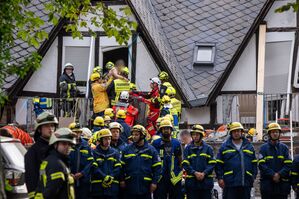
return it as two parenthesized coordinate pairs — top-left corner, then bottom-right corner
(64, 46), (90, 81)
(197, 47), (212, 62)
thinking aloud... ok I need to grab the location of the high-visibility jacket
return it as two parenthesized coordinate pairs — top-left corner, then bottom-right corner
(1, 125), (33, 146)
(152, 138), (182, 186)
(25, 137), (50, 199)
(111, 79), (130, 105)
(160, 82), (172, 97)
(291, 155), (299, 194)
(215, 137), (257, 187)
(34, 150), (75, 199)
(92, 81), (111, 114)
(121, 141), (162, 195)
(258, 141), (292, 195)
(33, 98), (53, 109)
(182, 141), (215, 190)
(69, 139), (93, 185)
(170, 97), (182, 118)
(90, 146), (121, 197)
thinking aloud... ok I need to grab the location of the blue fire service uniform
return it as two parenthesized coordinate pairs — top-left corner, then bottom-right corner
(69, 138), (93, 199)
(258, 141), (292, 199)
(152, 138), (183, 199)
(216, 137), (257, 199)
(121, 141), (162, 199)
(182, 140), (216, 199)
(116, 118), (131, 143)
(90, 145), (122, 199)
(291, 155), (299, 199)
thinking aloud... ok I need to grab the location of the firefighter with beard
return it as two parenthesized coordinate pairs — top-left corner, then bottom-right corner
(258, 123), (292, 199)
(68, 123), (93, 199)
(182, 125), (216, 199)
(152, 120), (183, 199)
(90, 129), (122, 199)
(215, 122), (257, 199)
(121, 125), (162, 199)
(25, 112), (58, 199)
(34, 128), (76, 199)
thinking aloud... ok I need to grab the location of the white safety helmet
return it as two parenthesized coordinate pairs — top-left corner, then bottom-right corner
(150, 77), (161, 86)
(120, 91), (129, 101)
(64, 63), (74, 69)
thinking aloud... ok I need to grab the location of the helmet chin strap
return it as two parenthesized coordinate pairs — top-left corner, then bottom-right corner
(133, 134), (145, 144)
(269, 134), (280, 141)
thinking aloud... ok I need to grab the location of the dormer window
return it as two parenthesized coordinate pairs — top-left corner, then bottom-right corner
(193, 43), (215, 66)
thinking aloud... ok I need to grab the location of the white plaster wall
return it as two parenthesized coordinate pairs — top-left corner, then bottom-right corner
(15, 98), (29, 125)
(265, 0), (296, 28)
(222, 35), (256, 91)
(216, 96), (223, 124)
(181, 106), (210, 124)
(135, 36), (159, 91)
(23, 38), (58, 93)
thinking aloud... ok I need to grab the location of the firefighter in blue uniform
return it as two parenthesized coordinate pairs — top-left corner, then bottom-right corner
(152, 119), (183, 199)
(90, 129), (122, 199)
(121, 124), (162, 199)
(109, 122), (127, 153)
(182, 124), (216, 199)
(34, 128), (76, 199)
(68, 123), (93, 199)
(25, 112), (58, 199)
(291, 155), (299, 199)
(116, 109), (131, 143)
(215, 122), (257, 199)
(92, 116), (105, 134)
(258, 122), (292, 199)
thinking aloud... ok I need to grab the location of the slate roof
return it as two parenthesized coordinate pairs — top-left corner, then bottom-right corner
(2, 0), (54, 94)
(128, 0), (269, 106)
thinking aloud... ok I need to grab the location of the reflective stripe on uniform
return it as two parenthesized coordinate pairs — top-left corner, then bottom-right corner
(246, 171), (253, 176)
(243, 150), (253, 154)
(222, 149), (236, 154)
(291, 172), (299, 176)
(91, 180), (102, 184)
(144, 177), (152, 181)
(140, 154), (153, 159)
(224, 171), (233, 175)
(187, 154), (196, 159)
(51, 172), (65, 181)
(28, 191), (36, 199)
(124, 154), (136, 158)
(216, 159), (224, 164)
(208, 160), (217, 164)
(114, 163), (122, 167)
(80, 150), (88, 154)
(277, 155), (284, 159)
(34, 193), (44, 199)
(284, 160), (292, 164)
(200, 153), (211, 158)
(252, 159), (258, 163)
(152, 162), (162, 167)
(107, 157), (116, 162)
(182, 160), (190, 165)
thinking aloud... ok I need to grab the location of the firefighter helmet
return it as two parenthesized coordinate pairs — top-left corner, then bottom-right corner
(248, 128), (256, 136)
(90, 72), (100, 82)
(35, 111), (58, 130)
(64, 63), (74, 70)
(105, 61), (114, 70)
(164, 114), (174, 123)
(266, 123), (281, 133)
(191, 124), (205, 136)
(159, 119), (173, 130)
(227, 122), (244, 133)
(166, 87), (176, 96)
(150, 77), (161, 86)
(93, 66), (102, 74)
(122, 67), (129, 75)
(161, 95), (171, 104)
(96, 129), (112, 140)
(156, 117), (163, 128)
(104, 116), (111, 122)
(158, 71), (169, 81)
(116, 109), (126, 119)
(104, 108), (114, 118)
(109, 122), (122, 131)
(93, 116), (104, 126)
(130, 83), (137, 91)
(81, 127), (92, 140)
(49, 128), (76, 145)
(131, 124), (147, 136)
(69, 122), (82, 133)
(119, 91), (129, 101)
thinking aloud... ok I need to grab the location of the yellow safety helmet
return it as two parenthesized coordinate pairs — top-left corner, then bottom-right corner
(105, 61), (114, 70)
(191, 124), (205, 136)
(104, 116), (111, 122)
(266, 123), (281, 133)
(93, 66), (102, 74)
(93, 116), (104, 126)
(122, 67), (129, 75)
(49, 128), (76, 145)
(159, 119), (173, 130)
(90, 72), (101, 82)
(164, 114), (174, 123)
(131, 124), (147, 136)
(248, 128), (256, 136)
(161, 95), (171, 104)
(109, 122), (122, 131)
(130, 83), (137, 91)
(96, 129), (112, 140)
(165, 87), (176, 96)
(227, 122), (244, 133)
(69, 122), (82, 133)
(104, 108), (114, 118)
(116, 109), (126, 119)
(156, 117), (163, 128)
(158, 71), (169, 81)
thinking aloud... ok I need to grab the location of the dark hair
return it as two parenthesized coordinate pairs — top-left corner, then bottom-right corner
(0, 128), (13, 138)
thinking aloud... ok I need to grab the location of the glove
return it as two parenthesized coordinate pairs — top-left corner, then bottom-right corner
(102, 181), (109, 188)
(104, 175), (114, 185)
